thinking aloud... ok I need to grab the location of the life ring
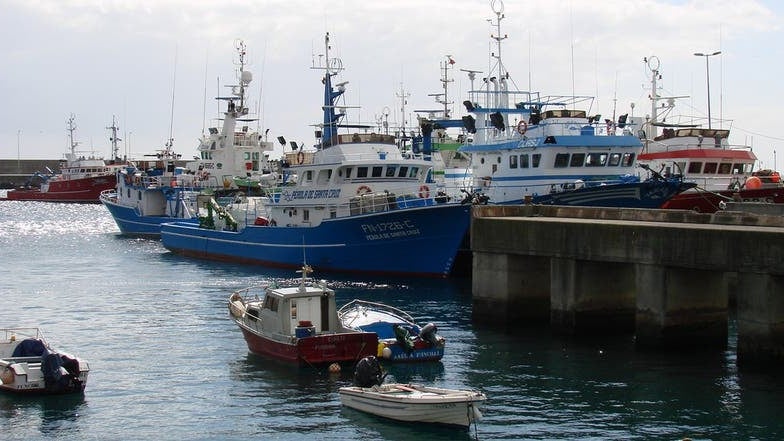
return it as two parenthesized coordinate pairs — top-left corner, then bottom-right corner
(297, 151), (305, 165)
(517, 120), (528, 135)
(170, 179), (178, 187)
(357, 185), (372, 195)
(418, 185), (430, 199)
(124, 174), (132, 185)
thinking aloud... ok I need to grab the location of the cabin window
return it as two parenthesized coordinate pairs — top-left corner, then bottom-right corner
(330, 208), (337, 218)
(127, 188), (131, 198)
(519, 155), (529, 168)
(480, 157), (485, 164)
(554, 153), (570, 168)
(509, 155), (518, 169)
(385, 166), (396, 177)
(303, 210), (309, 222)
(687, 162), (702, 174)
(497, 156), (502, 164)
(397, 166), (408, 178)
(621, 153), (635, 167)
(718, 163), (732, 174)
(372, 166), (383, 178)
(492, 164), (498, 173)
(703, 162), (718, 174)
(608, 153), (621, 166)
(356, 167), (368, 178)
(532, 154), (541, 168)
(290, 300), (297, 319)
(569, 153), (585, 167)
(263, 296), (279, 312)
(137, 190), (142, 201)
(409, 167), (419, 178)
(344, 167), (353, 178)
(585, 152), (608, 167)
(305, 170), (313, 182)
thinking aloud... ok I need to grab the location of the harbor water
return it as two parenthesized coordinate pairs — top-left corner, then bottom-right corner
(1, 197), (783, 440)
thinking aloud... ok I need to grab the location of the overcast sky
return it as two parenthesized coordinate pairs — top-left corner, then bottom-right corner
(2, 0), (783, 169)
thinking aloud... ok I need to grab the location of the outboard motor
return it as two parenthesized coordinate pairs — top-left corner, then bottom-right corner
(353, 356), (385, 388)
(419, 322), (440, 346)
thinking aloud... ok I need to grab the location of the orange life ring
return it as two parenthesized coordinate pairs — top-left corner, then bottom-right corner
(517, 120), (528, 135)
(297, 151), (305, 165)
(171, 179), (178, 187)
(418, 185), (430, 199)
(357, 185), (372, 195)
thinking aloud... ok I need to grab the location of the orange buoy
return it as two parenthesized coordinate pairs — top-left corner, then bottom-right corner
(745, 176), (762, 189)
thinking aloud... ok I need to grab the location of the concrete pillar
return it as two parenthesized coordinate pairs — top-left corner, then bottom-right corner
(736, 273), (784, 367)
(550, 257), (636, 334)
(635, 264), (728, 350)
(472, 251), (550, 327)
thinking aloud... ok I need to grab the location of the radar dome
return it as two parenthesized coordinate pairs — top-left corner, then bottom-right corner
(241, 70), (253, 85)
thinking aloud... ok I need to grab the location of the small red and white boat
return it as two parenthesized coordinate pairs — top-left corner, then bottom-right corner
(227, 265), (378, 367)
(637, 56), (783, 213)
(3, 115), (124, 203)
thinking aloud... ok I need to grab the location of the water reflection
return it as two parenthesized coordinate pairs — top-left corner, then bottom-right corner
(0, 393), (86, 437)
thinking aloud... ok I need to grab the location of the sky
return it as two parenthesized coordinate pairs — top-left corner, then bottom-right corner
(2, 0), (783, 169)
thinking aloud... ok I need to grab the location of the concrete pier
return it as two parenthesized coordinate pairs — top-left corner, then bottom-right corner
(471, 205), (784, 367)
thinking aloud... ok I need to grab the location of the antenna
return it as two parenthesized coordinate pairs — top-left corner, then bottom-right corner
(168, 46), (178, 151)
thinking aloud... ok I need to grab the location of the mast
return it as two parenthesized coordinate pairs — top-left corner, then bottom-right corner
(66, 114), (78, 156)
(317, 32), (346, 147)
(106, 115), (121, 161)
(646, 56), (661, 140)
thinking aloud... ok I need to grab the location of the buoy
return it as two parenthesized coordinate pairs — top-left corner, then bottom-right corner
(382, 346), (393, 359)
(745, 176), (762, 189)
(328, 363), (341, 373)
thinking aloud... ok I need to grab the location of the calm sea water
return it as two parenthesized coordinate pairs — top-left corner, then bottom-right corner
(1, 194), (783, 440)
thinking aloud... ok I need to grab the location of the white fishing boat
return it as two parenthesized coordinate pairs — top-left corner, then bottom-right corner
(0, 328), (89, 395)
(339, 356), (485, 428)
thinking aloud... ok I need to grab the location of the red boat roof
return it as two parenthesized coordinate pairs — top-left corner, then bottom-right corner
(639, 149), (757, 161)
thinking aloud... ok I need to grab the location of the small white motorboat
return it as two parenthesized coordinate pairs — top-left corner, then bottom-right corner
(339, 356), (486, 428)
(0, 328), (89, 395)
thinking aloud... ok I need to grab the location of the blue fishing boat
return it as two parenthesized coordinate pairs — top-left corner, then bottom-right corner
(338, 300), (445, 362)
(159, 33), (471, 278)
(100, 40), (287, 236)
(418, 0), (692, 208)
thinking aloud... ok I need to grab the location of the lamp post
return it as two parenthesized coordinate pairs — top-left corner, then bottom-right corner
(17, 129), (21, 173)
(693, 50), (721, 129)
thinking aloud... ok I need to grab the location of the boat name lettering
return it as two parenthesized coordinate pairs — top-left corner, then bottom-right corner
(361, 220), (421, 241)
(282, 189), (341, 201)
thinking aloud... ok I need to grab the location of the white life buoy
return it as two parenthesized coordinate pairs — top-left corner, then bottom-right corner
(418, 185), (430, 199)
(357, 185), (372, 195)
(297, 151), (305, 165)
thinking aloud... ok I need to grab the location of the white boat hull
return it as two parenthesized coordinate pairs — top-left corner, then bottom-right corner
(339, 383), (485, 428)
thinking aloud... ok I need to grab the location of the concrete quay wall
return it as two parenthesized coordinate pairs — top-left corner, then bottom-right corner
(471, 205), (784, 368)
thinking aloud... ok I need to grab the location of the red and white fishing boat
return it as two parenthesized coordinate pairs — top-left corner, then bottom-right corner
(227, 265), (378, 367)
(637, 56), (783, 213)
(3, 115), (124, 203)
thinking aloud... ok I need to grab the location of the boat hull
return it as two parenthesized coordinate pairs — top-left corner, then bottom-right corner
(160, 203), (471, 277)
(236, 323), (377, 366)
(3, 175), (116, 203)
(339, 384), (486, 428)
(101, 191), (196, 236)
(661, 187), (784, 213)
(530, 179), (694, 208)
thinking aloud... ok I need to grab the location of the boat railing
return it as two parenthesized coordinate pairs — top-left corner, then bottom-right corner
(644, 138), (752, 152)
(1, 327), (44, 343)
(337, 299), (417, 327)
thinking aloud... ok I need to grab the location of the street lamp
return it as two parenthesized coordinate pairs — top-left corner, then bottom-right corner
(693, 50), (721, 129)
(17, 129), (21, 173)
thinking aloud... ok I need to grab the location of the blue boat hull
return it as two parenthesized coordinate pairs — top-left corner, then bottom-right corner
(527, 180), (695, 208)
(160, 203), (472, 278)
(102, 197), (195, 237)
